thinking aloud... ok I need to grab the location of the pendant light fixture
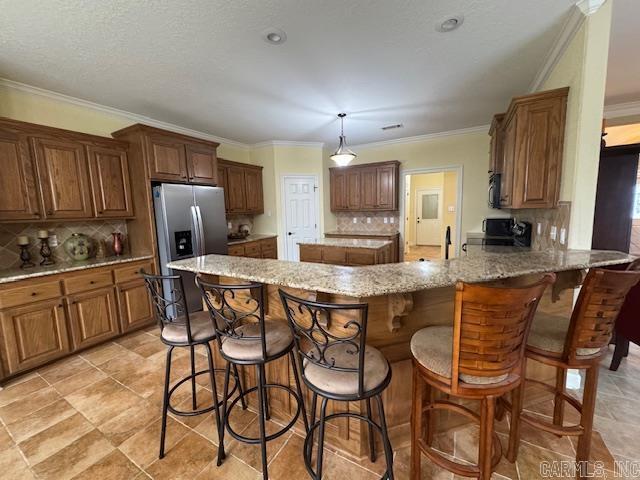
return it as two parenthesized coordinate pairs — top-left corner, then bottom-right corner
(330, 113), (357, 167)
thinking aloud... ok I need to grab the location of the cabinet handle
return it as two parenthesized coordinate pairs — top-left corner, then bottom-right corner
(31, 292), (37, 296)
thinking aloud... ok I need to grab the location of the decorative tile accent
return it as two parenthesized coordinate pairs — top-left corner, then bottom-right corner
(335, 212), (400, 234)
(0, 221), (128, 269)
(511, 202), (571, 251)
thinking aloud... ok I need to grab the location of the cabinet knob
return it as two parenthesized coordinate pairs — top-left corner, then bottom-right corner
(90, 280), (95, 284)
(47, 210), (52, 215)
(31, 292), (37, 296)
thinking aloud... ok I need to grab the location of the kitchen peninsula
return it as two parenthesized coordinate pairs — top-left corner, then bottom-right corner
(298, 237), (392, 265)
(167, 248), (634, 460)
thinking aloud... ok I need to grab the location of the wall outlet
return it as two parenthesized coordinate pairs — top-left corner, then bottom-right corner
(550, 225), (557, 241)
(390, 217), (394, 224)
(447, 205), (455, 213)
(383, 217), (388, 224)
(537, 223), (542, 235)
(366, 217), (372, 224)
(49, 234), (58, 247)
(353, 217), (357, 224)
(560, 227), (566, 245)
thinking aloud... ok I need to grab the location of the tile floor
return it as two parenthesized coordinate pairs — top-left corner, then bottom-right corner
(404, 245), (442, 261)
(1, 326), (639, 479)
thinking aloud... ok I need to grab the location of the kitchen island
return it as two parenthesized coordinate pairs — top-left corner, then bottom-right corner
(168, 248), (634, 460)
(298, 237), (393, 265)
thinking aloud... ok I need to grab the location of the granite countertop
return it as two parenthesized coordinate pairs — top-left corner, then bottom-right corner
(324, 230), (398, 237)
(227, 234), (277, 245)
(0, 254), (154, 284)
(298, 238), (392, 249)
(167, 248), (635, 297)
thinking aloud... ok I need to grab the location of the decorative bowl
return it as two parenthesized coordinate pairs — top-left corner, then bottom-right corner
(63, 233), (94, 261)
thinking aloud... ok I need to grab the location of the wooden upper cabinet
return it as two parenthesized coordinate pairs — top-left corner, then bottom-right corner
(217, 159), (264, 215)
(0, 129), (41, 221)
(147, 134), (188, 182)
(489, 114), (505, 176)
(226, 166), (247, 212)
(186, 143), (218, 185)
(32, 136), (94, 219)
(490, 87), (568, 209)
(87, 145), (134, 218)
(244, 167), (264, 213)
(329, 161), (399, 212)
(217, 164), (229, 210)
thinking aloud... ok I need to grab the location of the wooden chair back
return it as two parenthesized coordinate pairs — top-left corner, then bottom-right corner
(564, 267), (640, 362)
(451, 274), (555, 390)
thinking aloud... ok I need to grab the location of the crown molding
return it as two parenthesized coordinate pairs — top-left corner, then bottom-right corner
(603, 100), (640, 119)
(251, 140), (325, 149)
(528, 5), (586, 93)
(576, 0), (607, 15)
(350, 125), (490, 150)
(0, 77), (250, 149)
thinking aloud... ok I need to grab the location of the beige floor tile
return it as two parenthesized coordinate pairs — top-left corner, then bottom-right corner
(568, 430), (615, 472)
(19, 412), (94, 466)
(38, 356), (93, 384)
(97, 399), (160, 446)
(65, 378), (145, 426)
(452, 425), (516, 479)
(52, 367), (108, 397)
(394, 444), (453, 480)
(169, 385), (217, 429)
(116, 331), (157, 352)
(224, 417), (291, 473)
(0, 387), (61, 425)
(0, 423), (14, 451)
(597, 391), (640, 426)
(32, 429), (114, 480)
(145, 431), (217, 480)
(260, 434), (308, 478)
(130, 340), (166, 358)
(4, 399), (77, 444)
(98, 349), (149, 382)
(509, 414), (575, 457)
(195, 454), (260, 479)
(0, 376), (49, 407)
(592, 414), (640, 460)
(0, 446), (35, 479)
(81, 342), (129, 366)
(70, 449), (142, 480)
(118, 416), (190, 468)
(513, 441), (575, 479)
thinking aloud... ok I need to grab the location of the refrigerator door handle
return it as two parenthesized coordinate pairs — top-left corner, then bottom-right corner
(195, 205), (206, 256)
(190, 205), (201, 256)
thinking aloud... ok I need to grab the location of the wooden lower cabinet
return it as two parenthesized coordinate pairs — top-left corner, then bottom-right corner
(117, 279), (155, 333)
(324, 232), (400, 262)
(67, 287), (120, 350)
(0, 299), (70, 375)
(299, 244), (391, 266)
(227, 237), (278, 259)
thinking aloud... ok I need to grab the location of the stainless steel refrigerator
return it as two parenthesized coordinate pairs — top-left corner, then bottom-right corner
(153, 183), (228, 313)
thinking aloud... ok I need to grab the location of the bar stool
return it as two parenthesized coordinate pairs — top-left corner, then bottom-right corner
(141, 271), (243, 459)
(198, 279), (308, 480)
(410, 275), (554, 480)
(279, 289), (395, 480)
(505, 267), (640, 477)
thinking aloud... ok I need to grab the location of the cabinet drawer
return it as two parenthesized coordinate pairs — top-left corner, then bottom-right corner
(244, 242), (261, 258)
(114, 261), (153, 284)
(0, 280), (62, 309)
(63, 270), (113, 294)
(228, 244), (245, 256)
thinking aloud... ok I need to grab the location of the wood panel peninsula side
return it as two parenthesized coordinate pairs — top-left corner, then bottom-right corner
(167, 248), (634, 461)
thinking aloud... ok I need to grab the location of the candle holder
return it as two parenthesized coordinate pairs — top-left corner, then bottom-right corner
(19, 244), (35, 269)
(39, 237), (55, 266)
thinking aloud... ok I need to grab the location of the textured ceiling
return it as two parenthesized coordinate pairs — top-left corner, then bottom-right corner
(0, 0), (577, 145)
(606, 0), (640, 105)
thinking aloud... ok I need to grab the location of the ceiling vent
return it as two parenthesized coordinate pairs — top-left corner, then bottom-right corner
(381, 123), (404, 131)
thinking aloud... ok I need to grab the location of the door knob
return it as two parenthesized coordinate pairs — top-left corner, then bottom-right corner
(287, 232), (293, 236)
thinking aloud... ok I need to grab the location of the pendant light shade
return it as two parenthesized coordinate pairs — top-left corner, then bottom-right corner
(330, 113), (356, 166)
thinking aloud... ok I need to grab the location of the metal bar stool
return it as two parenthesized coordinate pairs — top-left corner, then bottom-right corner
(279, 289), (394, 480)
(141, 271), (243, 459)
(504, 266), (640, 478)
(410, 275), (554, 480)
(198, 279), (308, 480)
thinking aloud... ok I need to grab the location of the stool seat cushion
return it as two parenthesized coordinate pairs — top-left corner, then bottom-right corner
(527, 313), (601, 356)
(302, 344), (389, 396)
(161, 311), (217, 344)
(410, 326), (508, 385)
(221, 320), (293, 361)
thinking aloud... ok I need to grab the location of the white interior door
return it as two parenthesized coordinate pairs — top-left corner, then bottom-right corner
(283, 176), (319, 261)
(416, 189), (442, 245)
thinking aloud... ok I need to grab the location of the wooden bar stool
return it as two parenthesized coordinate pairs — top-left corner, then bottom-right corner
(410, 275), (554, 480)
(505, 267), (640, 477)
(141, 271), (242, 459)
(198, 279), (308, 480)
(279, 289), (395, 480)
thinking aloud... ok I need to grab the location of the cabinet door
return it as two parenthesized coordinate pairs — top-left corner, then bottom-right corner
(346, 170), (361, 210)
(361, 167), (378, 210)
(500, 118), (516, 208)
(260, 238), (277, 259)
(0, 130), (41, 221)
(32, 137), (93, 219)
(330, 170), (348, 211)
(68, 287), (120, 350)
(346, 248), (377, 266)
(217, 165), (229, 211)
(186, 144), (218, 185)
(117, 280), (155, 333)
(376, 165), (396, 210)
(0, 299), (70, 375)
(87, 145), (134, 218)
(147, 135), (188, 182)
(244, 168), (263, 213)
(512, 100), (563, 208)
(226, 166), (247, 212)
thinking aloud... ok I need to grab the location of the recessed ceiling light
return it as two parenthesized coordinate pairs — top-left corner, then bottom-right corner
(263, 28), (287, 45)
(436, 15), (464, 32)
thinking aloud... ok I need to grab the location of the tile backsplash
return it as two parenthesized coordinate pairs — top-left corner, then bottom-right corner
(0, 221), (128, 269)
(335, 212), (400, 234)
(227, 215), (254, 234)
(511, 201), (571, 251)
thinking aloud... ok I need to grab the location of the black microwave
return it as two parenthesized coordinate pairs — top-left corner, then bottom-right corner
(483, 217), (514, 237)
(488, 172), (501, 209)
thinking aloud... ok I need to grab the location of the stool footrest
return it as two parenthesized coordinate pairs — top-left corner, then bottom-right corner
(168, 368), (238, 418)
